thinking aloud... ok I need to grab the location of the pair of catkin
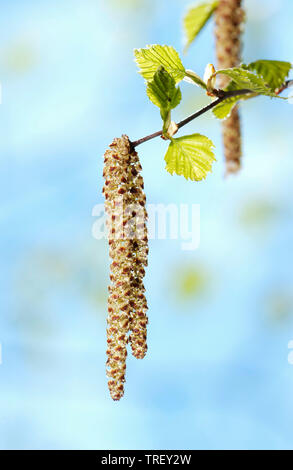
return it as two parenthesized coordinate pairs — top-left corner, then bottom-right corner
(103, 135), (148, 401)
(215, 0), (245, 174)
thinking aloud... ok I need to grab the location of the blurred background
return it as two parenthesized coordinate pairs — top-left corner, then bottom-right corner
(0, 0), (293, 450)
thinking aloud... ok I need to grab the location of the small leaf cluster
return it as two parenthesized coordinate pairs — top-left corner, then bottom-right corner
(133, 2), (292, 182)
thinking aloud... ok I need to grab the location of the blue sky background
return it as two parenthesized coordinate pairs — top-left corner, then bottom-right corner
(0, 0), (293, 450)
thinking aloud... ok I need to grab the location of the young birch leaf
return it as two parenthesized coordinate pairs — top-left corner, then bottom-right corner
(134, 45), (186, 83)
(146, 66), (182, 111)
(243, 60), (292, 91)
(146, 66), (181, 135)
(164, 134), (216, 181)
(183, 1), (218, 52)
(184, 69), (207, 89)
(214, 67), (277, 97)
(213, 98), (239, 119)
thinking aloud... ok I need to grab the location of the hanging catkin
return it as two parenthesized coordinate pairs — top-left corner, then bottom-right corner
(215, 0), (244, 174)
(103, 135), (148, 401)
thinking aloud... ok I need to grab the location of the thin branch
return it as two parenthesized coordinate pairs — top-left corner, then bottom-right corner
(177, 89), (251, 131)
(131, 82), (291, 149)
(131, 89), (250, 148)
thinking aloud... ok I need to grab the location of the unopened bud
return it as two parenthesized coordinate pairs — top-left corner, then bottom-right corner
(204, 63), (216, 94)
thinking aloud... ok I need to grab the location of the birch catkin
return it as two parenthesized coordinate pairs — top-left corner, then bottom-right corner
(103, 135), (148, 401)
(215, 0), (244, 174)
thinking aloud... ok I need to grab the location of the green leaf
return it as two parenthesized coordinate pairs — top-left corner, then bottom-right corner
(243, 60), (292, 91)
(183, 1), (218, 52)
(134, 45), (186, 83)
(147, 66), (182, 135)
(146, 66), (182, 111)
(212, 81), (256, 119)
(212, 98), (239, 120)
(212, 65), (288, 119)
(184, 69), (207, 89)
(164, 134), (216, 181)
(214, 67), (276, 96)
